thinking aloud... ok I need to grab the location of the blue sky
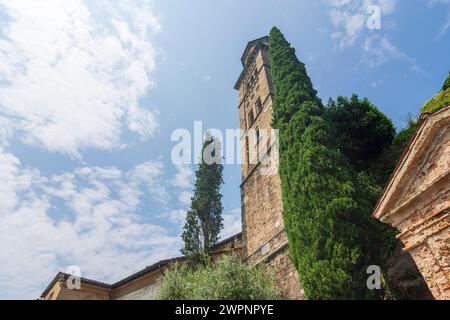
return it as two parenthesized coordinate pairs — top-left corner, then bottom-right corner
(0, 0), (448, 299)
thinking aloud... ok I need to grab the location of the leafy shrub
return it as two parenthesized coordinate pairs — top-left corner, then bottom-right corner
(443, 71), (450, 91)
(156, 256), (280, 300)
(370, 116), (420, 187)
(421, 72), (450, 114)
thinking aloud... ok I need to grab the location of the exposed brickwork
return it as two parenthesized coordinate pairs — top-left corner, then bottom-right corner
(386, 243), (434, 300)
(266, 250), (304, 299)
(241, 167), (284, 257)
(244, 229), (287, 265)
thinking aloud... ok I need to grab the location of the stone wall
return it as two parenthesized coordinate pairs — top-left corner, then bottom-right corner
(112, 267), (162, 300)
(266, 249), (304, 299)
(237, 37), (304, 300)
(42, 274), (111, 300)
(386, 243), (434, 300)
(241, 164), (284, 257)
(57, 283), (111, 300)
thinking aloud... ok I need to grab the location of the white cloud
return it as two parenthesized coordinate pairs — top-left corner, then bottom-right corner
(171, 164), (194, 207)
(178, 191), (193, 207)
(0, 0), (161, 157)
(428, 0), (450, 38)
(221, 208), (242, 240)
(438, 14), (450, 38)
(362, 35), (428, 75)
(162, 209), (187, 227)
(131, 160), (170, 203)
(326, 0), (428, 75)
(0, 150), (181, 299)
(326, 0), (397, 49)
(171, 164), (194, 189)
(371, 79), (383, 87)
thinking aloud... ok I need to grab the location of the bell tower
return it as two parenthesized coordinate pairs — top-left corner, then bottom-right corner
(234, 36), (304, 299)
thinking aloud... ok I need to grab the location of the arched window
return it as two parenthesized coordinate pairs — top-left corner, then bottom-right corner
(245, 136), (250, 164)
(248, 110), (255, 128)
(255, 97), (262, 114)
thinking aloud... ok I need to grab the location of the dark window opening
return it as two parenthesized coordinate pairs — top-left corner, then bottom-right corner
(255, 97), (262, 114)
(245, 137), (250, 164)
(248, 110), (255, 128)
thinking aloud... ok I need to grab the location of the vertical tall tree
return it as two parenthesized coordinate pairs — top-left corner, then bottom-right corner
(181, 134), (224, 259)
(269, 27), (391, 299)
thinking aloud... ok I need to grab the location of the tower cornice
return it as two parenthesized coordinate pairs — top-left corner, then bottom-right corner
(234, 36), (269, 90)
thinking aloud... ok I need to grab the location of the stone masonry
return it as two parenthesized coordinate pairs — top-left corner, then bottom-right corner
(234, 36), (304, 299)
(373, 106), (450, 300)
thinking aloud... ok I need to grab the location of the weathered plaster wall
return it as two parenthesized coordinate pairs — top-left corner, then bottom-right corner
(374, 106), (450, 300)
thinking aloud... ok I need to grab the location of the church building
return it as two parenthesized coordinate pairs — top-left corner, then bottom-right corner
(40, 36), (449, 300)
(41, 36), (302, 300)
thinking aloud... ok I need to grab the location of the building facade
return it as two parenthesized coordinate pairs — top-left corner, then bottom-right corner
(373, 106), (450, 300)
(41, 234), (243, 300)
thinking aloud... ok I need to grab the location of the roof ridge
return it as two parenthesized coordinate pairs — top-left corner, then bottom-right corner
(40, 232), (243, 298)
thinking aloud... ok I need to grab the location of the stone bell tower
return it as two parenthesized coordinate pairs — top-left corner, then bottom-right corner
(234, 36), (304, 299)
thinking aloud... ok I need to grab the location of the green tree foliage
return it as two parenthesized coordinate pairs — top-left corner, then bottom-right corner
(269, 27), (393, 299)
(422, 72), (450, 114)
(443, 71), (450, 91)
(370, 115), (420, 187)
(389, 117), (420, 163)
(181, 135), (224, 259)
(325, 95), (407, 298)
(156, 256), (280, 300)
(326, 95), (396, 173)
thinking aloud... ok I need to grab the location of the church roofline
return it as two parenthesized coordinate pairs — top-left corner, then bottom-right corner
(371, 123), (423, 220)
(111, 256), (186, 288)
(234, 36), (269, 90)
(39, 232), (243, 299)
(40, 272), (112, 299)
(211, 232), (242, 249)
(240, 36), (269, 66)
(372, 104), (450, 221)
(111, 232), (242, 288)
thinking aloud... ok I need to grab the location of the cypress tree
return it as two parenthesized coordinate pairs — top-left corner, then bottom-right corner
(181, 134), (224, 259)
(269, 27), (390, 299)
